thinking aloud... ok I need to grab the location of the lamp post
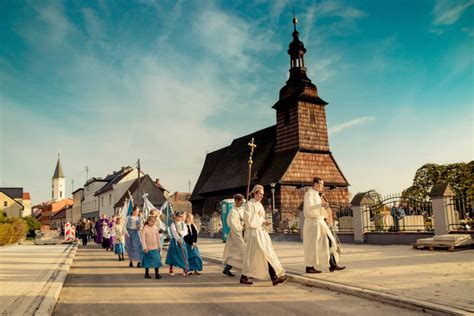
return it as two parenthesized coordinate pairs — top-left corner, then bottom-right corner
(271, 183), (276, 232)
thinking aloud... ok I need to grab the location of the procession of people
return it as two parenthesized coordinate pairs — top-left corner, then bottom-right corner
(73, 177), (344, 286)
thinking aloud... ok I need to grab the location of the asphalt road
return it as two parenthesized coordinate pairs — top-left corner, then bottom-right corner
(53, 245), (424, 316)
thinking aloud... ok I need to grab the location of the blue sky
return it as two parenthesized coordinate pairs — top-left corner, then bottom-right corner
(0, 0), (472, 204)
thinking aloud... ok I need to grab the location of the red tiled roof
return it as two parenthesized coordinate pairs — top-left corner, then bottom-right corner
(23, 192), (31, 200)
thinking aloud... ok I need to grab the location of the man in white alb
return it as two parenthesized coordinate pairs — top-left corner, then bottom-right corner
(303, 177), (345, 273)
(222, 194), (246, 277)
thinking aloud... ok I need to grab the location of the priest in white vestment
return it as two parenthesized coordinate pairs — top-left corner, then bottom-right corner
(222, 194), (246, 277)
(303, 177), (345, 273)
(241, 185), (288, 286)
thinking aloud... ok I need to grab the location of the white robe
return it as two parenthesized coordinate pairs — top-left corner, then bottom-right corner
(242, 199), (285, 280)
(303, 188), (339, 267)
(222, 206), (246, 268)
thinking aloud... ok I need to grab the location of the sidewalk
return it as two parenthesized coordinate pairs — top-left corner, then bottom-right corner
(197, 238), (474, 315)
(0, 243), (77, 316)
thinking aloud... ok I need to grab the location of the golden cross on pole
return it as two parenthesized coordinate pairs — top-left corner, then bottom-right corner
(246, 137), (257, 201)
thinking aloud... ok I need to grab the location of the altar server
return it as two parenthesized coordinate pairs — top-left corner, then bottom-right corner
(241, 185), (288, 286)
(222, 194), (246, 277)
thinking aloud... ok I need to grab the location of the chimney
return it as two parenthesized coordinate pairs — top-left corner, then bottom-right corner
(155, 179), (160, 185)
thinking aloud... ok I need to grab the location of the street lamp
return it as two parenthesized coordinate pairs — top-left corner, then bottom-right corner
(270, 183), (276, 232)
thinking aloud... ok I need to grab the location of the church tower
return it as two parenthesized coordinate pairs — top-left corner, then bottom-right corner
(273, 15), (330, 153)
(52, 154), (65, 201)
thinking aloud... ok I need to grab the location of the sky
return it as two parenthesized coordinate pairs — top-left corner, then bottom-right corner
(0, 0), (473, 204)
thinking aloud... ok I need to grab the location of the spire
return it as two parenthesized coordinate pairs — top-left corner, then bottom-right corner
(52, 153), (64, 179)
(275, 12), (327, 105)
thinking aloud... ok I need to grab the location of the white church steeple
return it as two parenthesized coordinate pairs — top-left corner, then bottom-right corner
(52, 153), (65, 201)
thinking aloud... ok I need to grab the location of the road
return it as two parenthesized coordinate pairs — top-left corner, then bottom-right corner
(53, 245), (424, 316)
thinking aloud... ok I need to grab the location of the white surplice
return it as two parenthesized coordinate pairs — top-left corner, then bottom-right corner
(242, 199), (285, 280)
(303, 188), (339, 267)
(222, 206), (246, 268)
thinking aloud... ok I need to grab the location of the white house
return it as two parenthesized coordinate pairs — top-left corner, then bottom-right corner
(94, 167), (143, 218)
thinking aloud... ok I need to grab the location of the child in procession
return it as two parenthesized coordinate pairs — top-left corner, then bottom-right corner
(114, 217), (125, 261)
(140, 216), (163, 279)
(184, 213), (203, 275)
(165, 211), (189, 276)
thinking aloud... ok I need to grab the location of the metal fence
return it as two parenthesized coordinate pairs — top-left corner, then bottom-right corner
(273, 208), (300, 234)
(330, 202), (353, 233)
(445, 195), (473, 232)
(363, 194), (433, 232)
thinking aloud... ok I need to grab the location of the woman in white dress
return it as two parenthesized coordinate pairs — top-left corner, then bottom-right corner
(241, 185), (288, 286)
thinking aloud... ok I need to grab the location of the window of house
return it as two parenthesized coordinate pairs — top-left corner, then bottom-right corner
(109, 194), (112, 204)
(101, 197), (104, 207)
(60, 191), (63, 198)
(3, 201), (7, 207)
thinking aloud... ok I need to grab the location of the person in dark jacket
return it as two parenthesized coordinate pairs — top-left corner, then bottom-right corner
(184, 213), (203, 275)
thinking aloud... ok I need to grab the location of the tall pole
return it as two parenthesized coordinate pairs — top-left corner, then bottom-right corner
(246, 137), (257, 201)
(85, 166), (89, 182)
(137, 159), (141, 208)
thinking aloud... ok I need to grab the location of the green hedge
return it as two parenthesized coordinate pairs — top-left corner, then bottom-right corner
(23, 216), (41, 237)
(0, 215), (28, 246)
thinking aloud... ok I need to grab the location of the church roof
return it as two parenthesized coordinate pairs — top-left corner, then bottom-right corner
(52, 158), (64, 179)
(190, 146), (229, 201)
(196, 126), (276, 196)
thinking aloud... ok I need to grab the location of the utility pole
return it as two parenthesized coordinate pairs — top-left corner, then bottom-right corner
(137, 159), (141, 208)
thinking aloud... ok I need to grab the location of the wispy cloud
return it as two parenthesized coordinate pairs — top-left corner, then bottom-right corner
(329, 116), (376, 135)
(432, 0), (474, 25)
(2, 2), (274, 202)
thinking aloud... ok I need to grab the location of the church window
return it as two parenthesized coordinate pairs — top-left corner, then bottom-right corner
(101, 197), (104, 207)
(284, 109), (290, 125)
(310, 109), (316, 123)
(109, 194), (112, 204)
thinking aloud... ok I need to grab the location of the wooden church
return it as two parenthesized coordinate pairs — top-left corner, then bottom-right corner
(190, 18), (350, 218)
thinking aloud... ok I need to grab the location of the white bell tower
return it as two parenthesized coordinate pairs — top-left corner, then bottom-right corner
(52, 153), (66, 201)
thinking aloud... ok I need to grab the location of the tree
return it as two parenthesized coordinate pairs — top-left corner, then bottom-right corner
(402, 161), (474, 199)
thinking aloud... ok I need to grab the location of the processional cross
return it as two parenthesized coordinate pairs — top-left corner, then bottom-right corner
(246, 137), (257, 201)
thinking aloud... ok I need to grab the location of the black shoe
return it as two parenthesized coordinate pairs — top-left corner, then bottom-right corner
(129, 262), (133, 267)
(144, 274), (151, 279)
(223, 270), (235, 277)
(155, 274), (162, 279)
(306, 267), (322, 274)
(137, 262), (141, 268)
(329, 265), (346, 272)
(240, 276), (253, 285)
(277, 275), (288, 284)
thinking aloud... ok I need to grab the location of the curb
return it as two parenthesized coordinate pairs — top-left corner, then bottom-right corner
(200, 253), (469, 316)
(33, 242), (78, 316)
